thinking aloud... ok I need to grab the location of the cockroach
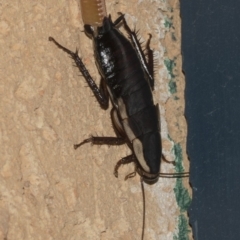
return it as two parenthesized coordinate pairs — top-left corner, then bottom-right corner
(49, 4), (188, 239)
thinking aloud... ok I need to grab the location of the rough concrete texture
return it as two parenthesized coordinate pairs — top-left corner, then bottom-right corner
(0, 0), (191, 240)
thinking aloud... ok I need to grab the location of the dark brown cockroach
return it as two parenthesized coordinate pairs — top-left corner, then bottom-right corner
(49, 6), (188, 239)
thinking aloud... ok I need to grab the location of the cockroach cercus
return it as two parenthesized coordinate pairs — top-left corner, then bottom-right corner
(49, 13), (188, 240)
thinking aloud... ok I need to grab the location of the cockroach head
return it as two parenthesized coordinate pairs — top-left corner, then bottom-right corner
(84, 16), (113, 38)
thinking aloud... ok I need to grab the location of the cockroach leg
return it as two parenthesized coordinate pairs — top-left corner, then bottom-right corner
(124, 171), (136, 180)
(49, 37), (109, 109)
(145, 33), (154, 88)
(117, 13), (155, 89)
(74, 136), (126, 149)
(162, 154), (176, 165)
(114, 154), (136, 178)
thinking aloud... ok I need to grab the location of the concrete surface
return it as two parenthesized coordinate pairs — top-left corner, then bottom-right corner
(0, 0), (191, 239)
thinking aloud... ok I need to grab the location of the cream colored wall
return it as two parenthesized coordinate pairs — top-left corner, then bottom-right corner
(0, 0), (191, 239)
